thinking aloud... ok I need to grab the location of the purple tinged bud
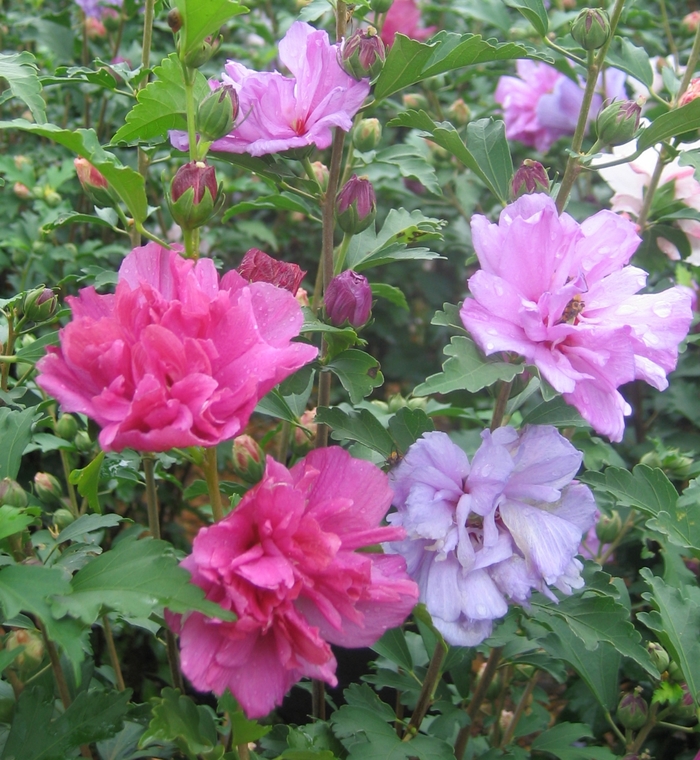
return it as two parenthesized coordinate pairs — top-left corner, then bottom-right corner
(336, 175), (377, 234)
(341, 27), (386, 82)
(23, 287), (57, 322)
(617, 690), (648, 730)
(512, 160), (550, 198)
(324, 270), (372, 328)
(571, 8), (611, 50)
(169, 161), (220, 231)
(595, 99), (642, 146)
(232, 435), (265, 484)
(237, 249), (306, 295)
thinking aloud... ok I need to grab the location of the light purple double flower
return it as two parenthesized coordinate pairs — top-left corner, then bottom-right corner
(495, 61), (626, 152)
(385, 426), (597, 646)
(172, 22), (369, 157)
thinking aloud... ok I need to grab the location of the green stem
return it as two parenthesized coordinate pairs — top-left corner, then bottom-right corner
(635, 148), (666, 230)
(312, 679), (326, 720)
(658, 0), (678, 70)
(183, 227), (200, 260)
(183, 65), (199, 163)
(237, 743), (251, 760)
(604, 710), (627, 745)
(500, 673), (537, 747)
(334, 232), (352, 275)
(1, 312), (15, 393)
(142, 454), (161, 540)
(402, 640), (446, 740)
(677, 21), (700, 105)
(102, 615), (126, 691)
(542, 36), (585, 67)
(302, 156), (321, 189)
(203, 446), (225, 522)
(628, 702), (658, 754)
(490, 381), (512, 431)
(275, 421), (292, 463)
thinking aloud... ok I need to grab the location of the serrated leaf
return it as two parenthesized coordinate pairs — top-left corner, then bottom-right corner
(112, 54), (209, 144)
(326, 350), (384, 404)
(370, 283), (408, 310)
(223, 192), (314, 220)
(638, 99), (700, 151)
(218, 693), (272, 745)
(56, 513), (122, 544)
(388, 407), (434, 455)
(0, 407), (37, 480)
(173, 0), (247, 63)
(639, 569), (700, 705)
(504, 0), (548, 35)
(605, 37), (653, 88)
(370, 627), (414, 672)
(530, 723), (616, 760)
(140, 688), (217, 756)
(580, 464), (677, 518)
(315, 407), (394, 458)
(0, 120), (148, 224)
(647, 478), (700, 550)
(55, 538), (235, 625)
(521, 396), (588, 427)
(368, 143), (441, 196)
(0, 505), (35, 541)
(0, 51), (46, 124)
(414, 335), (524, 396)
(69, 451), (106, 513)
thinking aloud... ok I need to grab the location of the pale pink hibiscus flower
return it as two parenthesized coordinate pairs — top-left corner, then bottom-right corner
(168, 447), (418, 718)
(460, 194), (693, 441)
(36, 243), (317, 452)
(379, 0), (437, 47)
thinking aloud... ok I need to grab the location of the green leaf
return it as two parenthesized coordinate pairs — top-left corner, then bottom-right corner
(56, 513), (123, 544)
(388, 407), (434, 455)
(370, 627), (414, 672)
(0, 407), (37, 480)
(218, 693), (272, 746)
(0, 505), (35, 541)
(638, 569), (700, 705)
(605, 37), (653, 88)
(173, 0), (247, 64)
(521, 396), (588, 427)
(647, 478), (700, 550)
(0, 120), (148, 224)
(223, 192), (314, 220)
(0, 51), (46, 124)
(140, 688), (218, 757)
(41, 211), (116, 232)
(112, 54), (210, 144)
(370, 283), (408, 310)
(530, 723), (617, 760)
(580, 464), (677, 517)
(637, 99), (700, 151)
(55, 538), (235, 625)
(14, 331), (59, 363)
(326, 350), (384, 404)
(504, 0), (548, 35)
(315, 407), (394, 458)
(69, 451), (106, 514)
(414, 335), (524, 396)
(369, 143), (441, 196)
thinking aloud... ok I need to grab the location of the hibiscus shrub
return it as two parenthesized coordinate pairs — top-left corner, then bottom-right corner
(1, 0), (700, 758)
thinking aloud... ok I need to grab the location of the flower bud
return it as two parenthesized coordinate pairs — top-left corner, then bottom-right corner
(595, 510), (622, 543)
(13, 182), (31, 200)
(324, 270), (372, 328)
(102, 8), (121, 32)
(6, 629), (44, 669)
(447, 98), (471, 126)
(310, 161), (329, 191)
(196, 85), (239, 142)
(371, 0), (393, 11)
(85, 16), (107, 39)
(336, 175), (376, 234)
(74, 157), (113, 208)
(512, 160), (550, 198)
(683, 10), (700, 33)
(183, 34), (222, 68)
(74, 430), (94, 453)
(679, 78), (700, 107)
(43, 186), (62, 207)
(34, 472), (63, 506)
(53, 508), (76, 530)
(294, 409), (317, 447)
(340, 27), (386, 82)
(231, 435), (265, 484)
(22, 287), (57, 322)
(168, 161), (220, 230)
(571, 8), (611, 50)
(353, 118), (382, 152)
(595, 99), (642, 146)
(237, 249), (306, 295)
(402, 93), (428, 110)
(617, 690), (648, 730)
(647, 642), (670, 673)
(0, 479), (28, 509)
(56, 414), (79, 441)
(167, 8), (183, 32)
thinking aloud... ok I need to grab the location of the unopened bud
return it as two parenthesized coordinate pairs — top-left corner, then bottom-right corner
(683, 10), (700, 33)
(512, 160), (550, 198)
(340, 27), (386, 82)
(647, 642), (670, 673)
(231, 435), (265, 484)
(22, 287), (57, 322)
(196, 85), (239, 142)
(336, 175), (376, 234)
(324, 270), (372, 328)
(85, 16), (107, 39)
(353, 118), (382, 152)
(310, 161), (329, 191)
(0, 479), (28, 509)
(571, 8), (611, 50)
(617, 690), (648, 730)
(595, 99), (642, 146)
(447, 98), (470, 126)
(183, 34), (222, 68)
(237, 249), (306, 295)
(13, 182), (31, 200)
(167, 8), (183, 32)
(56, 414), (78, 441)
(74, 430), (93, 453)
(53, 508), (76, 530)
(43, 187), (61, 207)
(402, 93), (428, 110)
(34, 472), (63, 505)
(6, 629), (44, 669)
(74, 158), (113, 208)
(168, 161), (220, 230)
(679, 78), (700, 107)
(595, 510), (622, 543)
(102, 7), (120, 31)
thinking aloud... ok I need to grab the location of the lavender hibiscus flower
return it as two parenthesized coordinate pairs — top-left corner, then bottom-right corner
(385, 427), (597, 646)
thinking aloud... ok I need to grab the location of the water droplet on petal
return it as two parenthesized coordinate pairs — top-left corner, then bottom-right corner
(652, 302), (671, 318)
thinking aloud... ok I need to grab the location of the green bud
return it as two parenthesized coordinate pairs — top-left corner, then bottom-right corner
(595, 510), (622, 543)
(571, 8), (611, 50)
(0, 479), (28, 508)
(34, 472), (63, 506)
(74, 430), (93, 453)
(447, 98), (471, 126)
(646, 642), (670, 673)
(183, 34), (222, 68)
(595, 99), (642, 146)
(22, 287), (57, 322)
(617, 690), (648, 730)
(353, 118), (382, 152)
(196, 85), (239, 142)
(56, 414), (78, 441)
(53, 508), (76, 530)
(231, 435), (265, 484)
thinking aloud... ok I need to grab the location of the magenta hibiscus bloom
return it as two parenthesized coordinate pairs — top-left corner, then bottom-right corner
(460, 194), (693, 441)
(379, 0), (437, 47)
(172, 22), (369, 157)
(36, 243), (317, 452)
(495, 61), (626, 152)
(168, 447), (418, 718)
(386, 427), (597, 646)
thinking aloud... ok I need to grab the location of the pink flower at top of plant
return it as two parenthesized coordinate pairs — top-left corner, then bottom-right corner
(460, 194), (693, 442)
(679, 78), (700, 107)
(36, 243), (317, 452)
(495, 61), (626, 153)
(168, 447), (418, 718)
(595, 136), (700, 263)
(172, 22), (369, 157)
(379, 0), (437, 47)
